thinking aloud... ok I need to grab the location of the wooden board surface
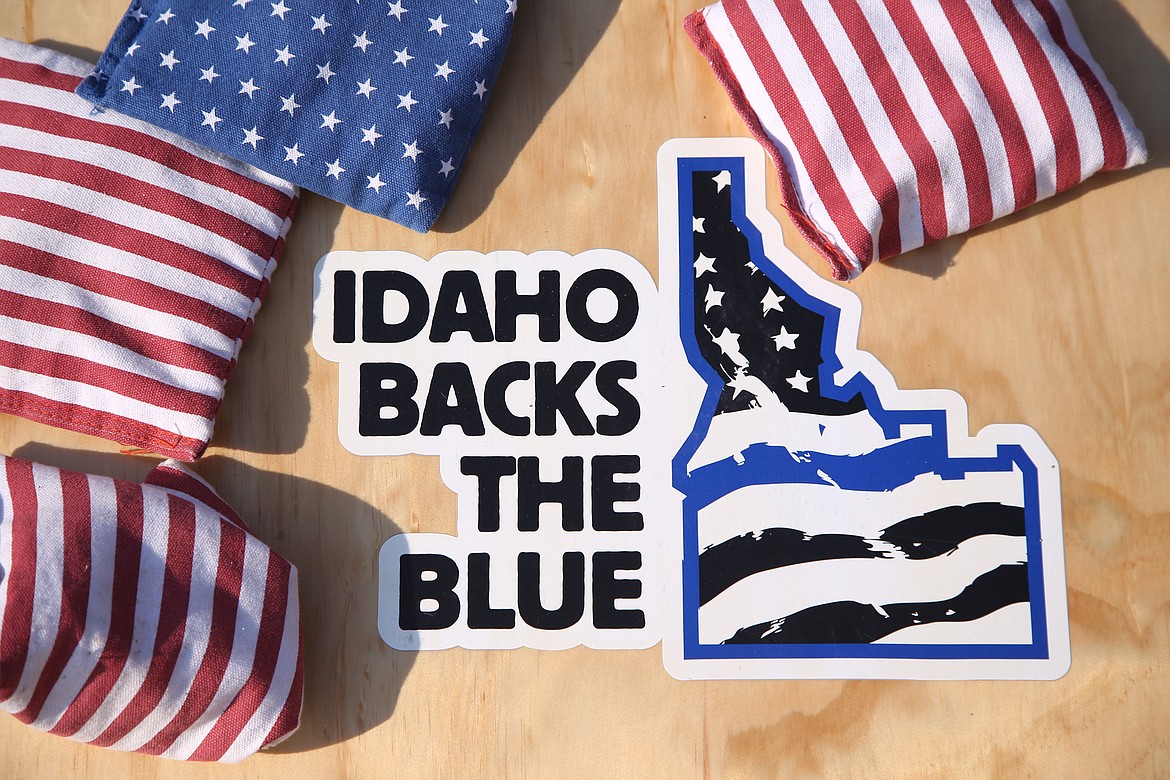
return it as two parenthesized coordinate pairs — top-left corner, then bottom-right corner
(2, 0), (1168, 776)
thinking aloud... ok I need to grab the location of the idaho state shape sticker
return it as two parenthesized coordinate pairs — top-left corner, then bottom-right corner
(657, 138), (1068, 679)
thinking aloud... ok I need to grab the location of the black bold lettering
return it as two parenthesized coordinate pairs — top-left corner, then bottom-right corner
(594, 360), (640, 436)
(592, 551), (645, 629)
(534, 361), (595, 436)
(466, 553), (516, 629)
(517, 456), (584, 532)
(362, 270), (429, 343)
(494, 270), (560, 342)
(565, 268), (639, 342)
(359, 362), (419, 436)
(398, 553), (460, 630)
(517, 552), (585, 630)
(430, 270), (494, 343)
(333, 270), (356, 344)
(591, 455), (643, 531)
(484, 361), (532, 436)
(421, 363), (486, 436)
(460, 456), (517, 532)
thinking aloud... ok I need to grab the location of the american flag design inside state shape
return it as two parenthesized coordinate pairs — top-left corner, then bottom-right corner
(78, 0), (518, 231)
(662, 142), (1068, 679)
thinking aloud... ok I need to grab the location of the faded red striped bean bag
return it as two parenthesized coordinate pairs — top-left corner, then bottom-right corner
(686, 0), (1147, 279)
(0, 454), (303, 762)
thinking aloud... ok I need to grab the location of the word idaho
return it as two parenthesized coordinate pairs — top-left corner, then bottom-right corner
(312, 250), (670, 651)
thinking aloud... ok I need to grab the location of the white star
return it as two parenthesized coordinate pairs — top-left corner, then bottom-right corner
(320, 111), (341, 131)
(195, 18), (215, 38)
(438, 158), (455, 177)
(279, 94), (301, 116)
(434, 60), (454, 80)
(283, 143), (303, 165)
(728, 369), (756, 400)
(353, 31), (373, 52)
(310, 13), (331, 33)
(506, 0), (517, 14)
(746, 260), (759, 274)
(242, 126), (264, 148)
(787, 370), (812, 393)
(366, 173), (386, 193)
(693, 216), (705, 233)
(316, 62), (335, 83)
(396, 91), (418, 111)
(159, 91), (181, 112)
(761, 288), (785, 315)
(393, 47), (413, 67)
(428, 15), (448, 35)
(270, 0), (290, 20)
(356, 78), (377, 98)
(695, 253), (716, 277)
(159, 50), (180, 70)
(437, 109), (454, 128)
(711, 328), (745, 365)
(130, 6), (147, 20)
(126, 43), (141, 57)
(704, 286), (725, 312)
(274, 46), (295, 66)
(772, 326), (799, 351)
(713, 170), (732, 192)
(157, 8), (175, 24)
(119, 76), (141, 95)
(469, 29), (489, 48)
(201, 107), (222, 130)
(325, 158), (345, 179)
(198, 65), (219, 83)
(232, 0), (252, 8)
(402, 139), (421, 160)
(473, 79), (487, 99)
(407, 190), (427, 210)
(235, 33), (255, 53)
(386, 1), (407, 20)
(361, 125), (382, 146)
(239, 78), (260, 98)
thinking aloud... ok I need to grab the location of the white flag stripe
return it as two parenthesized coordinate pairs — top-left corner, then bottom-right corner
(0, 115), (285, 235)
(0, 366), (215, 443)
(750, 0), (884, 263)
(110, 503), (221, 753)
(31, 474), (118, 732)
(699, 533), (1028, 643)
(803, 0), (925, 252)
(220, 566), (301, 764)
(0, 463), (12, 638)
(702, 4), (847, 258)
(697, 468), (1025, 551)
(0, 255), (239, 361)
(874, 601), (1033, 645)
(166, 538), (271, 761)
(854, 0), (972, 238)
(906, 0), (1018, 222)
(0, 315), (224, 400)
(0, 170), (270, 281)
(69, 489), (171, 744)
(963, 2), (1061, 203)
(1014, 0), (1104, 180)
(5, 463), (65, 713)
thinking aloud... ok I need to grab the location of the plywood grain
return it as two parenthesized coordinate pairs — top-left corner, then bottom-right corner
(1, 0), (1168, 777)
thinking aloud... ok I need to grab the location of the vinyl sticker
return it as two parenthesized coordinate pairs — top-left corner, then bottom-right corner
(657, 138), (1068, 679)
(309, 138), (1070, 679)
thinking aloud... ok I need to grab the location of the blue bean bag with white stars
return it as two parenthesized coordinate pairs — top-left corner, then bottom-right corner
(78, 0), (518, 232)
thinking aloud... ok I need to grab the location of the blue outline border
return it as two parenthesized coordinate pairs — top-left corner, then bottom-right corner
(673, 157), (1049, 661)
